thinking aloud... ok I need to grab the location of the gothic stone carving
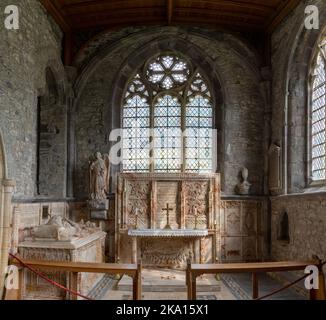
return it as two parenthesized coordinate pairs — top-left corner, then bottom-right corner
(141, 238), (193, 268)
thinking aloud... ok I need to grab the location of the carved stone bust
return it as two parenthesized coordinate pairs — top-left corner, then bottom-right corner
(235, 167), (251, 195)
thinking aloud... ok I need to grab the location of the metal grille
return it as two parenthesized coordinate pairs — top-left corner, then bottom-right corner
(122, 54), (214, 173)
(311, 47), (326, 181)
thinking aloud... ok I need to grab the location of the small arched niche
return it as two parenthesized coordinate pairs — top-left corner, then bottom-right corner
(278, 211), (290, 243)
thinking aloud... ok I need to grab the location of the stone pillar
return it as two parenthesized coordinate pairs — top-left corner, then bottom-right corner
(0, 179), (15, 299)
(131, 237), (138, 264)
(194, 239), (200, 263)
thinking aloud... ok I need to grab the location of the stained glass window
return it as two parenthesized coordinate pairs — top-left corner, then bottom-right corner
(311, 40), (326, 182)
(122, 54), (214, 173)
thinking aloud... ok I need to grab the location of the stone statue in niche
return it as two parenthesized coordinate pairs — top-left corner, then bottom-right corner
(30, 216), (98, 241)
(89, 152), (110, 200)
(88, 152), (110, 220)
(268, 143), (282, 193)
(235, 167), (251, 195)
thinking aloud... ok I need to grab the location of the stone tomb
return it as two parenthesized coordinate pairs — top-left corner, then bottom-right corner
(18, 219), (106, 300)
(116, 173), (220, 268)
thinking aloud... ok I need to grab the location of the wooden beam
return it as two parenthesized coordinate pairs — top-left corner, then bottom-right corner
(265, 0), (302, 33)
(39, 0), (71, 33)
(64, 32), (73, 66)
(167, 0), (173, 25)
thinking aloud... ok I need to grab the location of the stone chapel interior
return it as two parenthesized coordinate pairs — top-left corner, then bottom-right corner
(1, 0), (326, 300)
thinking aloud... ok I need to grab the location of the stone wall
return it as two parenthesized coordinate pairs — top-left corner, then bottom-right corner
(271, 0), (326, 194)
(270, 0), (326, 263)
(73, 26), (266, 199)
(0, 0), (66, 198)
(271, 194), (326, 262)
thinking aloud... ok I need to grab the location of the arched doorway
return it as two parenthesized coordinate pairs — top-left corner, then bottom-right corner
(0, 130), (15, 299)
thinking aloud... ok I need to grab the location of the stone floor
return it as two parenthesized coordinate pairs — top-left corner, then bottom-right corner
(102, 268), (234, 300)
(100, 268), (307, 300)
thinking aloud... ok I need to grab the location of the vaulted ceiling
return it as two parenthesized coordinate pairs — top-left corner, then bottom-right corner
(39, 0), (301, 64)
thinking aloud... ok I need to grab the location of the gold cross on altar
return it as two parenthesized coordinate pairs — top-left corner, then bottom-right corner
(162, 203), (173, 230)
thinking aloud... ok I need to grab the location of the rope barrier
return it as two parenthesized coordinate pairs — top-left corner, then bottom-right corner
(255, 260), (326, 300)
(9, 253), (93, 300)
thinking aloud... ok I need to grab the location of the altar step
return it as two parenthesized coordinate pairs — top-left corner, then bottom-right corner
(117, 268), (220, 292)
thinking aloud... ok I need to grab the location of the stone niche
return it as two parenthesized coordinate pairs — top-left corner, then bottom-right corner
(116, 173), (221, 268)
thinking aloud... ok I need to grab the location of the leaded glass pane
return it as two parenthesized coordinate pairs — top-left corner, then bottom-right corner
(122, 75), (150, 172)
(146, 54), (190, 90)
(311, 48), (326, 181)
(154, 95), (182, 172)
(185, 74), (213, 173)
(122, 56), (214, 174)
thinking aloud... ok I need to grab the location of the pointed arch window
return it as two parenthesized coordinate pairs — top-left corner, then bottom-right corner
(122, 53), (214, 173)
(310, 39), (326, 182)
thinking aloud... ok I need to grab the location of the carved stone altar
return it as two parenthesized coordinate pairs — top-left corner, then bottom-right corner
(116, 173), (220, 268)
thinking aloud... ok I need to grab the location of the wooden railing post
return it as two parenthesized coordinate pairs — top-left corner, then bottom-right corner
(133, 260), (142, 300)
(252, 273), (259, 299)
(186, 260), (191, 300)
(191, 273), (197, 300)
(69, 272), (78, 300)
(310, 257), (326, 300)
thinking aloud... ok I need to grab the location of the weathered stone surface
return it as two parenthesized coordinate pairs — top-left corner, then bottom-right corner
(74, 26), (265, 198)
(270, 0), (326, 262)
(0, 0), (65, 198)
(271, 194), (326, 262)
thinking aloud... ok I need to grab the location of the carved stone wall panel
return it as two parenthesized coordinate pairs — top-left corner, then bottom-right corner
(221, 202), (241, 236)
(221, 237), (242, 262)
(184, 181), (209, 218)
(126, 181), (150, 228)
(140, 238), (193, 268)
(156, 182), (179, 229)
(242, 202), (258, 236)
(118, 233), (133, 264)
(220, 200), (264, 262)
(200, 237), (213, 264)
(242, 236), (257, 261)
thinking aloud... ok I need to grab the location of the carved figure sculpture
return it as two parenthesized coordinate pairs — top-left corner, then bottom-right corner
(89, 152), (110, 200)
(31, 216), (98, 241)
(235, 167), (251, 195)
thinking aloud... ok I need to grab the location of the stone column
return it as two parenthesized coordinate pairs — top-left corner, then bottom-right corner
(0, 179), (15, 299)
(131, 237), (138, 264)
(194, 238), (200, 264)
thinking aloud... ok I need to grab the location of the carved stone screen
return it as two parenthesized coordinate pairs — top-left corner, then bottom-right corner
(115, 173), (220, 267)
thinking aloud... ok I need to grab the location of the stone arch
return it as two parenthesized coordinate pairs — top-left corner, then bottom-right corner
(37, 64), (68, 197)
(0, 128), (6, 180)
(282, 4), (326, 193)
(106, 36), (225, 188)
(73, 27), (265, 197)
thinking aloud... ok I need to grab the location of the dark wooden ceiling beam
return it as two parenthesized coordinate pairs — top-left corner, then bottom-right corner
(265, 0), (301, 33)
(180, 0), (275, 14)
(39, 0), (71, 32)
(167, 0), (173, 25)
(73, 14), (261, 31)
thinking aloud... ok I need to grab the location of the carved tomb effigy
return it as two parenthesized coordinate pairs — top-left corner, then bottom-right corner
(116, 173), (221, 268)
(18, 217), (106, 300)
